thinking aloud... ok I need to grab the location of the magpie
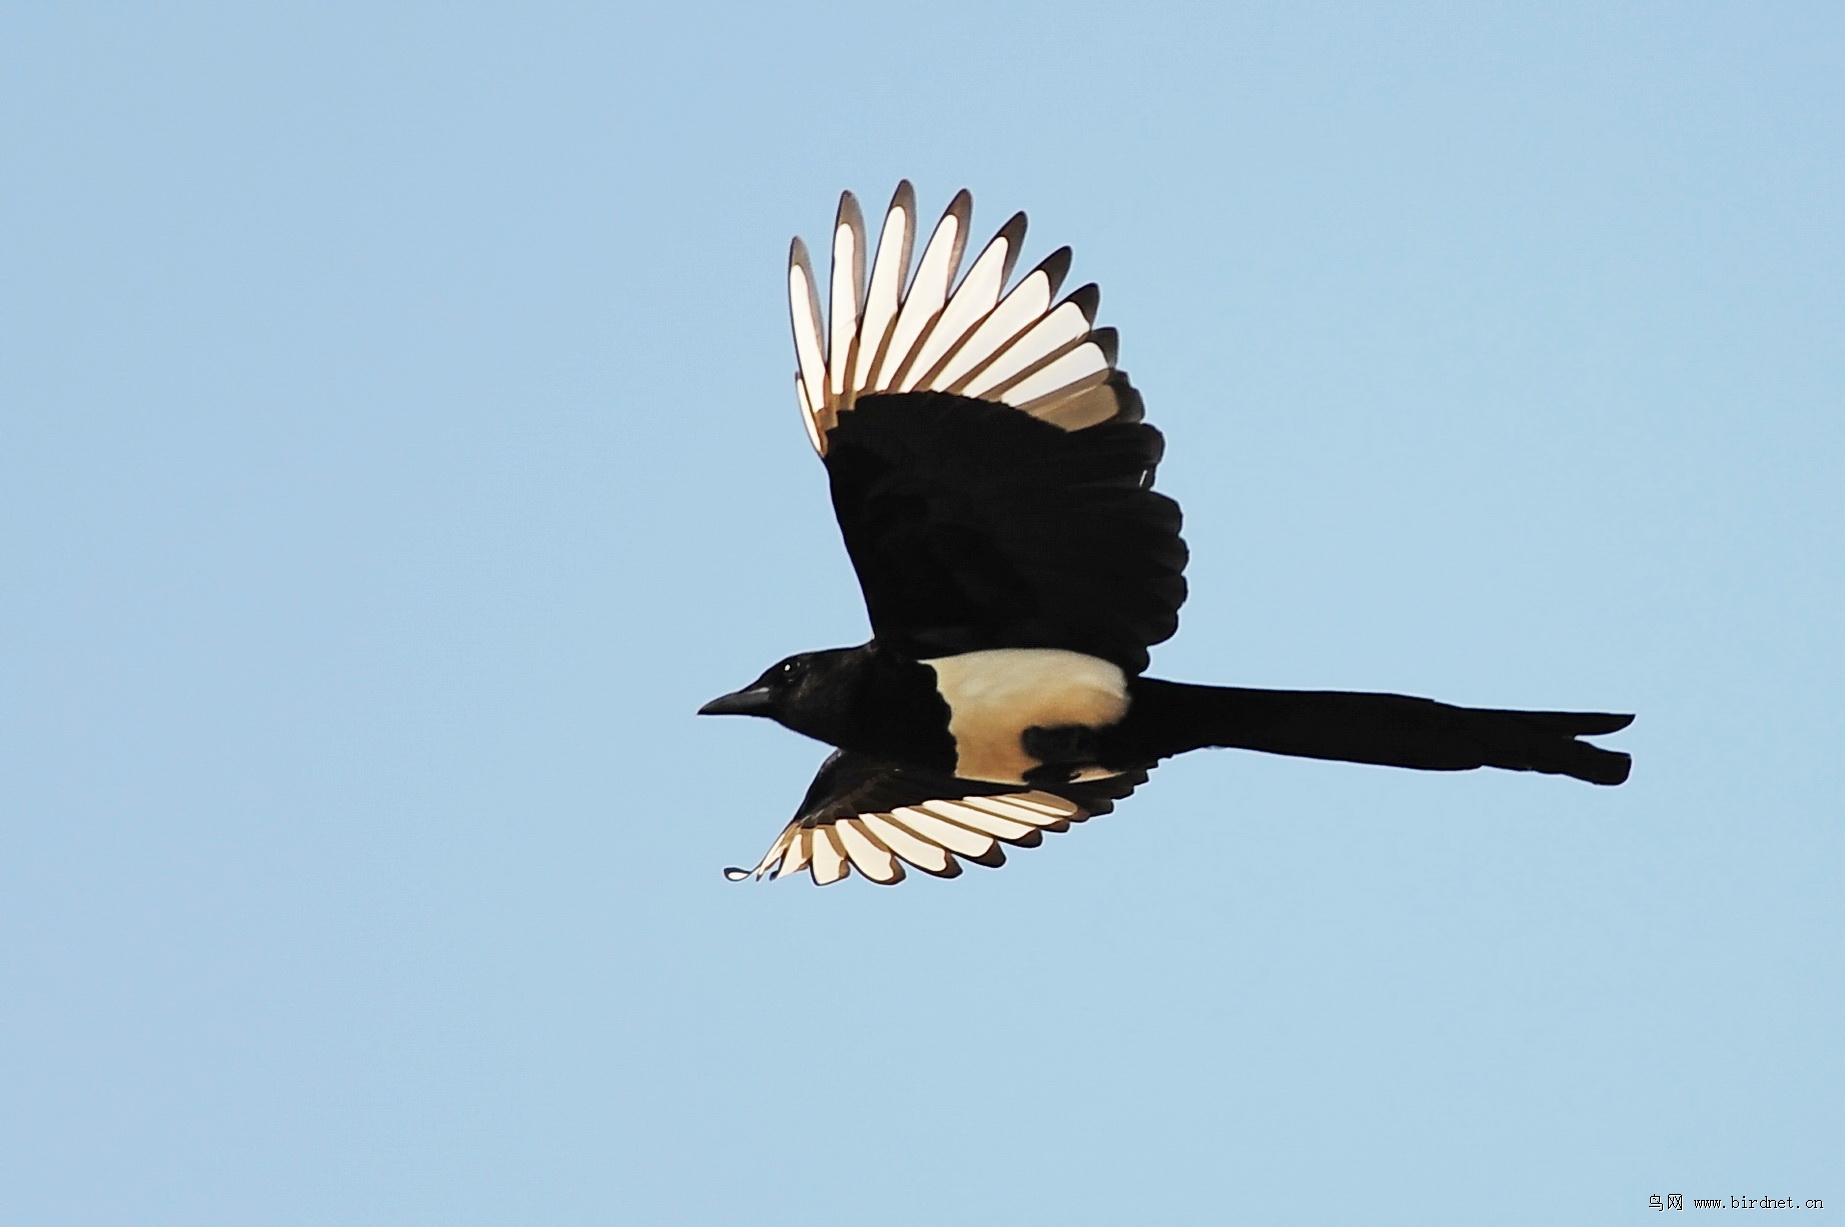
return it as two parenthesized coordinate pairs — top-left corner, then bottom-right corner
(700, 182), (1632, 887)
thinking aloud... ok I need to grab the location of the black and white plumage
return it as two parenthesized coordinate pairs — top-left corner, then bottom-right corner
(700, 183), (1633, 887)
(725, 750), (1147, 886)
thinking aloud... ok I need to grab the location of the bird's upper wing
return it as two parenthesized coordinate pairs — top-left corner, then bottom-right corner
(725, 750), (1148, 887)
(788, 183), (1188, 674)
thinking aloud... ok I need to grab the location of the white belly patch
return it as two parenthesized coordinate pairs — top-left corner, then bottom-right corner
(922, 649), (1131, 784)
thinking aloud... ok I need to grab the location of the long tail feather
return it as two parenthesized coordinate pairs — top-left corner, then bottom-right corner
(1117, 680), (1633, 785)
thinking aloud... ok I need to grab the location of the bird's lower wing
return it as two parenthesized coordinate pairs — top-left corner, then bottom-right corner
(726, 751), (1146, 887)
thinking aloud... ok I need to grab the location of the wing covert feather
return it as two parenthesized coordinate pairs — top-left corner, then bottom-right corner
(823, 388), (1186, 673)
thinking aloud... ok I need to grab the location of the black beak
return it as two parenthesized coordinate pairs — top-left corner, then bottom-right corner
(697, 685), (775, 717)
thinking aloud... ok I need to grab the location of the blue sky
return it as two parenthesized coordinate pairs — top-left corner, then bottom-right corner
(2, 4), (1839, 1224)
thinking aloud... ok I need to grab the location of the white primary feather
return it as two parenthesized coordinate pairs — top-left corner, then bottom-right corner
(725, 781), (1102, 887)
(787, 183), (1130, 456)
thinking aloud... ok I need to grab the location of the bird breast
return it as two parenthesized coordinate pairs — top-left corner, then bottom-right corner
(922, 648), (1130, 784)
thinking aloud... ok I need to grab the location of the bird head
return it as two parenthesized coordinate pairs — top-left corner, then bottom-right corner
(696, 648), (861, 741)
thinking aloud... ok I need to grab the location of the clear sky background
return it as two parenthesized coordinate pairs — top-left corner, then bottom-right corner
(2, 4), (1839, 1224)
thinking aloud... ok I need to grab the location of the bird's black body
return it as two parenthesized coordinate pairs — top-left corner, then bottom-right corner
(700, 183), (1632, 886)
(706, 641), (1633, 791)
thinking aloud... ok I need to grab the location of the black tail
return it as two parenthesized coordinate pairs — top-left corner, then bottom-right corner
(1112, 679), (1633, 786)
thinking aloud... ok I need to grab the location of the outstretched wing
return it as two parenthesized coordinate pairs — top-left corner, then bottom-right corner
(788, 184), (1188, 674)
(725, 750), (1148, 887)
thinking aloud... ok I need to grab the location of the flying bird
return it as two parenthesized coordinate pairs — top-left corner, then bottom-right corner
(700, 183), (1632, 887)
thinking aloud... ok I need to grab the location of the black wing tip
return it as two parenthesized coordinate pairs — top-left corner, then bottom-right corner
(1063, 282), (1100, 321)
(1088, 326), (1119, 366)
(1035, 246), (1074, 299)
(965, 844), (1007, 869)
(723, 867), (752, 881)
(893, 846), (964, 879)
(862, 860), (908, 887)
